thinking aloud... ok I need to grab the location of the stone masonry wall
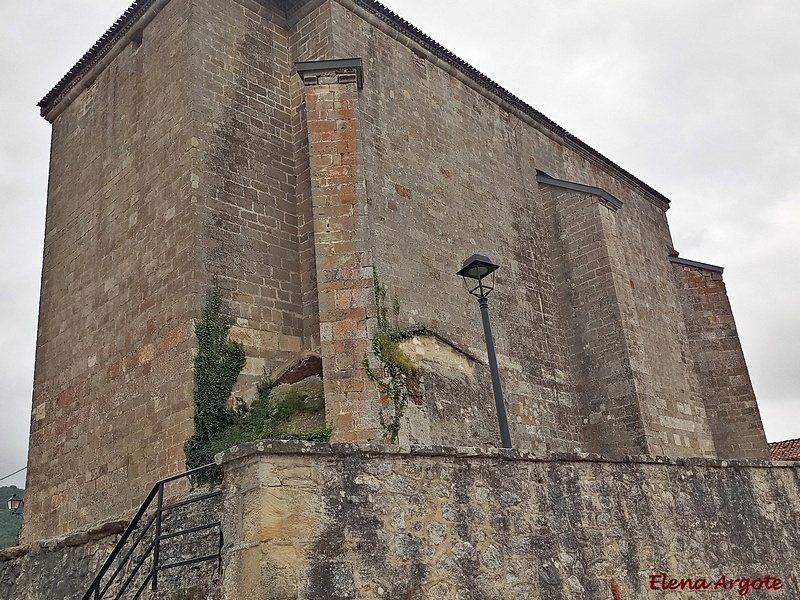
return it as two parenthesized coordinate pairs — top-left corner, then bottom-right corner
(25, 0), (197, 542)
(28, 0), (769, 546)
(673, 262), (769, 459)
(542, 184), (715, 459)
(288, 0), (333, 353)
(192, 0), (306, 397)
(26, 0), (338, 541)
(300, 73), (383, 441)
(1, 522), (125, 600)
(331, 1), (583, 452)
(597, 180), (714, 459)
(543, 187), (647, 456)
(219, 441), (800, 600)
(328, 0), (732, 458)
(2, 489), (222, 600)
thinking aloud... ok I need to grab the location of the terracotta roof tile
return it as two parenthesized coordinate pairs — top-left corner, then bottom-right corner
(769, 438), (800, 460)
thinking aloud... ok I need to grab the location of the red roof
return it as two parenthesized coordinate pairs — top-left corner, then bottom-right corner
(769, 438), (800, 460)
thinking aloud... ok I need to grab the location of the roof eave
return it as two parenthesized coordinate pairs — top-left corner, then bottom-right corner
(39, 0), (672, 209)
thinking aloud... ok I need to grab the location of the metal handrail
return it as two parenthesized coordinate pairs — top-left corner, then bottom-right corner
(81, 463), (222, 600)
(99, 510), (158, 597)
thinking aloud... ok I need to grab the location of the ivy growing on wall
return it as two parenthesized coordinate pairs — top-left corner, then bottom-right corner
(184, 285), (246, 482)
(363, 269), (428, 443)
(185, 285), (330, 485)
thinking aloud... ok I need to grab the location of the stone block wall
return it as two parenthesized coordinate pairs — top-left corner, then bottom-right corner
(26, 0), (198, 542)
(300, 71), (382, 441)
(596, 183), (713, 459)
(219, 441), (800, 600)
(2, 487), (222, 600)
(289, 0), (334, 353)
(331, 0), (584, 453)
(192, 0), (305, 393)
(541, 181), (715, 459)
(673, 262), (769, 459)
(543, 186), (647, 455)
(26, 0), (339, 541)
(329, 0), (733, 459)
(1, 522), (125, 600)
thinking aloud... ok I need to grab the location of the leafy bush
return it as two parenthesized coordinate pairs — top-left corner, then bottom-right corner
(185, 286), (330, 485)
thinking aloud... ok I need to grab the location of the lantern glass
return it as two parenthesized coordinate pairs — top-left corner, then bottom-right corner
(456, 254), (499, 280)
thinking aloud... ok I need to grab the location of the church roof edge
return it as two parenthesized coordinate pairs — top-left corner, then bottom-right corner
(38, 0), (155, 113)
(37, 0), (671, 207)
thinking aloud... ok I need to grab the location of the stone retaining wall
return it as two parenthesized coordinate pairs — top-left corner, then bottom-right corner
(218, 441), (800, 600)
(1, 489), (222, 600)
(0, 522), (124, 600)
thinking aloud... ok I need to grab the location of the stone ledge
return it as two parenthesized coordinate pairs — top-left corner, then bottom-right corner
(0, 520), (126, 562)
(0, 544), (28, 562)
(216, 440), (799, 469)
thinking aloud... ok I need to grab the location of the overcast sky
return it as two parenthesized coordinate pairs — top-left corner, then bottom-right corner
(1, 1), (798, 489)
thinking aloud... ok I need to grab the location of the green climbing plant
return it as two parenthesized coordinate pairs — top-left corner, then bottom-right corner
(184, 285), (247, 483)
(363, 269), (428, 443)
(186, 284), (331, 486)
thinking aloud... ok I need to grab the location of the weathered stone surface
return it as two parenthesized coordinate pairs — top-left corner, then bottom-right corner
(220, 442), (800, 599)
(2, 490), (222, 600)
(25, 0), (336, 541)
(1, 522), (121, 600)
(25, 0), (199, 542)
(673, 262), (769, 459)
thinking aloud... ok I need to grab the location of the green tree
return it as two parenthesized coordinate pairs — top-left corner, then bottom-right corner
(0, 486), (23, 549)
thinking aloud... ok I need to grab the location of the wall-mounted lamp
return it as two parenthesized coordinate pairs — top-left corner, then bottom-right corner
(7, 493), (23, 515)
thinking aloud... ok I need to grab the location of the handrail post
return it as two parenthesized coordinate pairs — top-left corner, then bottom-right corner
(218, 529), (224, 574)
(151, 482), (164, 592)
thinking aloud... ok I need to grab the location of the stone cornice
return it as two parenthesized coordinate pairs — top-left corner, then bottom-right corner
(295, 57), (363, 88)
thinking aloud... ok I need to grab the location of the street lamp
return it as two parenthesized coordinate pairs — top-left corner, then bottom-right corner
(7, 493), (23, 515)
(457, 254), (512, 448)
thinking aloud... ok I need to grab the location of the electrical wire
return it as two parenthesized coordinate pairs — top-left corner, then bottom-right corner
(0, 466), (26, 482)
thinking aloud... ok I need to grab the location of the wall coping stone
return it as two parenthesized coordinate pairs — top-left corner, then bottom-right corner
(536, 170), (623, 211)
(216, 439), (800, 470)
(669, 255), (725, 274)
(0, 520), (126, 563)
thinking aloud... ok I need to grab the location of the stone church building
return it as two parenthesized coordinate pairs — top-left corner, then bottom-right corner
(9, 0), (797, 598)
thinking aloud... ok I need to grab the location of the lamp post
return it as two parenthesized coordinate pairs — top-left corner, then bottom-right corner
(7, 493), (23, 515)
(457, 254), (512, 448)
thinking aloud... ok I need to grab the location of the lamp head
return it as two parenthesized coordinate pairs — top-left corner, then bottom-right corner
(7, 493), (23, 514)
(457, 254), (500, 298)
